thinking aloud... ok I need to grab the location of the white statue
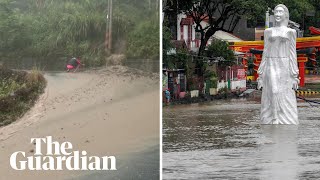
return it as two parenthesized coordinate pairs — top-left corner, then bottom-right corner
(258, 4), (299, 124)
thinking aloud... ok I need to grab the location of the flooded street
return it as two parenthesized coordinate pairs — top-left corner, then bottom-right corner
(163, 99), (320, 180)
(0, 67), (159, 180)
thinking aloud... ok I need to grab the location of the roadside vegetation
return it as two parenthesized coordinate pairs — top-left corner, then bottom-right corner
(0, 66), (46, 126)
(0, 0), (159, 126)
(0, 0), (159, 68)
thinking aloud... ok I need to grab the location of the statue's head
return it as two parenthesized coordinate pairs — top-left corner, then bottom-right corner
(274, 4), (289, 27)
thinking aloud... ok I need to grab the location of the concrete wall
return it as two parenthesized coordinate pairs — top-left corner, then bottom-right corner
(231, 80), (246, 91)
(217, 80), (246, 92)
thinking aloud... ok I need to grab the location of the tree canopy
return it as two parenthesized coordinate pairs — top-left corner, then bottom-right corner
(164, 0), (320, 55)
(167, 0), (265, 55)
(206, 39), (235, 67)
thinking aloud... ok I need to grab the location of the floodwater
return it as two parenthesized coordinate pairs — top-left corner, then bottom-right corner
(0, 67), (159, 180)
(77, 144), (159, 180)
(163, 98), (320, 180)
(2, 58), (159, 72)
(2, 58), (66, 71)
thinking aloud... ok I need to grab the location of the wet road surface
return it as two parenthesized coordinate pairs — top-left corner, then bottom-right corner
(0, 68), (159, 180)
(76, 144), (159, 180)
(163, 99), (320, 180)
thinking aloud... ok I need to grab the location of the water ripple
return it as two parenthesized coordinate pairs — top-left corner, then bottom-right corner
(163, 100), (320, 180)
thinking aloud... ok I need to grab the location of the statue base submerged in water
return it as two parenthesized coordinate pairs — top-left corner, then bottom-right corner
(258, 4), (299, 125)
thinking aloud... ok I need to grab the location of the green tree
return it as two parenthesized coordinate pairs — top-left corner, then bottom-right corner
(176, 0), (265, 56)
(162, 26), (174, 68)
(126, 13), (159, 59)
(0, 0), (159, 68)
(206, 39), (235, 67)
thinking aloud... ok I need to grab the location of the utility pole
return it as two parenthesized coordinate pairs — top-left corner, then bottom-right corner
(265, 7), (271, 29)
(109, 0), (113, 51)
(105, 0), (113, 54)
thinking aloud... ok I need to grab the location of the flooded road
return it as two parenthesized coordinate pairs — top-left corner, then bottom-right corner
(0, 66), (159, 180)
(163, 99), (320, 180)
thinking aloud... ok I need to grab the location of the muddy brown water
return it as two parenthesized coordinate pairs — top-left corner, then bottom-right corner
(163, 99), (320, 180)
(0, 68), (160, 180)
(1, 58), (159, 72)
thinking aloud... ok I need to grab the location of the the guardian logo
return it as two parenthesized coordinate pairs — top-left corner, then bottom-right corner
(10, 136), (117, 170)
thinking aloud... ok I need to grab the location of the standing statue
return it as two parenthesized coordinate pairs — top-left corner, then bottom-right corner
(258, 4), (299, 124)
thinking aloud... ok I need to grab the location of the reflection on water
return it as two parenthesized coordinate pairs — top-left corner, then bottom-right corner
(260, 126), (298, 180)
(163, 99), (320, 180)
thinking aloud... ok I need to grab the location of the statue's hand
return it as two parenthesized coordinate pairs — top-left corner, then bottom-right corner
(257, 77), (263, 90)
(292, 78), (299, 90)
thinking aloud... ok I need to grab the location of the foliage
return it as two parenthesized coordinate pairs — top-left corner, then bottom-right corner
(126, 16), (159, 59)
(0, 0), (159, 68)
(165, 0), (319, 55)
(175, 49), (192, 69)
(163, 25), (193, 78)
(206, 39), (235, 67)
(114, 0), (159, 60)
(204, 70), (217, 88)
(0, 66), (46, 97)
(307, 0), (320, 32)
(0, 78), (24, 98)
(163, 26), (174, 68)
(174, 0), (265, 55)
(166, 49), (193, 80)
(26, 66), (46, 86)
(0, 67), (46, 126)
(247, 0), (315, 30)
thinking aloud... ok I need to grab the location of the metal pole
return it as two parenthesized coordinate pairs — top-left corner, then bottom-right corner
(265, 8), (270, 29)
(105, 0), (110, 54)
(109, 0), (113, 52)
